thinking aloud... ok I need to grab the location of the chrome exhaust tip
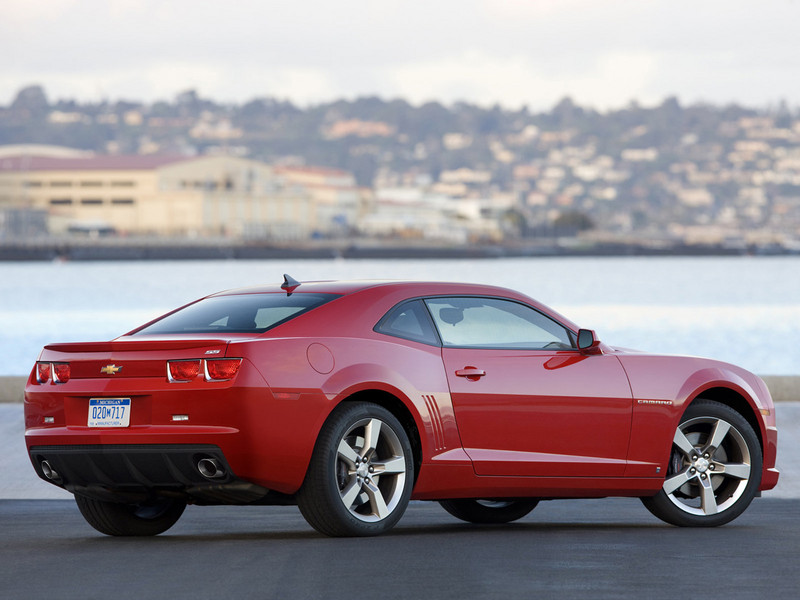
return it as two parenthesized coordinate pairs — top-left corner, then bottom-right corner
(197, 458), (225, 479)
(41, 460), (60, 481)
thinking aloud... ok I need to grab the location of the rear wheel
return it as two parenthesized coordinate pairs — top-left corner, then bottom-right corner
(75, 495), (186, 536)
(641, 399), (762, 527)
(297, 402), (414, 537)
(439, 499), (539, 524)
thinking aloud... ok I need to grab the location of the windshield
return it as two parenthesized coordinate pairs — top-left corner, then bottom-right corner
(132, 293), (338, 335)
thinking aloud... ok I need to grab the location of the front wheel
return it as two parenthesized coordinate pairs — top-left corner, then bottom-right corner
(439, 499), (539, 524)
(75, 495), (186, 536)
(641, 399), (762, 527)
(297, 402), (414, 537)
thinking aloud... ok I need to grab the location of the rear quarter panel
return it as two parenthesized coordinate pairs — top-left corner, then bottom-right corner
(231, 333), (456, 492)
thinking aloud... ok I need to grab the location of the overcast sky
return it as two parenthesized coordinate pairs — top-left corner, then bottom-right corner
(3, 0), (800, 111)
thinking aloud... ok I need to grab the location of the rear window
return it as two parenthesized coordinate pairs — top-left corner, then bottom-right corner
(132, 293), (338, 335)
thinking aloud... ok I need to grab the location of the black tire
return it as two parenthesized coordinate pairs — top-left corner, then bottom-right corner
(641, 399), (762, 527)
(439, 499), (539, 524)
(74, 495), (186, 536)
(297, 402), (414, 537)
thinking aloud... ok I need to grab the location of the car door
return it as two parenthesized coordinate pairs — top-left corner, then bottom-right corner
(426, 296), (633, 478)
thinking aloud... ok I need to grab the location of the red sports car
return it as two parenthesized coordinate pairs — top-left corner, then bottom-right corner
(24, 276), (779, 536)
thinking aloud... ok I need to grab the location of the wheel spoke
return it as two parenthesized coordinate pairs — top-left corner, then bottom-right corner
(339, 477), (362, 508)
(716, 462), (750, 480)
(673, 428), (696, 457)
(705, 419), (731, 454)
(337, 439), (359, 467)
(699, 476), (718, 514)
(372, 456), (405, 475)
(363, 479), (389, 519)
(361, 419), (382, 459)
(663, 470), (693, 495)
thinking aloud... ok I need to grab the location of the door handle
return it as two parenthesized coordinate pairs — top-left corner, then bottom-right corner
(455, 366), (486, 379)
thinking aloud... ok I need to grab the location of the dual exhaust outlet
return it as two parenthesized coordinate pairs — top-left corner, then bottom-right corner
(38, 457), (226, 483)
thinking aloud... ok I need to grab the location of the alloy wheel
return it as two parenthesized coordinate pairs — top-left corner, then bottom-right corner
(663, 416), (752, 516)
(335, 417), (408, 522)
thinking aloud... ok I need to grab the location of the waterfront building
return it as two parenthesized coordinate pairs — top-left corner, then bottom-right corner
(275, 166), (362, 236)
(0, 148), (358, 240)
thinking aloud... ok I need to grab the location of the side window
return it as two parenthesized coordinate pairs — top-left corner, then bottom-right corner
(374, 300), (440, 346)
(424, 297), (575, 350)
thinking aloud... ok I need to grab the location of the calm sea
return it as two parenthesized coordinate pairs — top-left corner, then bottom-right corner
(1, 256), (798, 376)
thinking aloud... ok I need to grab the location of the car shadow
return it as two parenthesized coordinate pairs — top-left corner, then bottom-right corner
(76, 518), (760, 544)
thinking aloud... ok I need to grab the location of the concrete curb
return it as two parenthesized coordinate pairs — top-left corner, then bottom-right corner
(761, 376), (800, 403)
(3, 374), (798, 403)
(0, 377), (26, 403)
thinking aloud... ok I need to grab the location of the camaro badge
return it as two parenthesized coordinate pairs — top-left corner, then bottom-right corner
(101, 364), (123, 375)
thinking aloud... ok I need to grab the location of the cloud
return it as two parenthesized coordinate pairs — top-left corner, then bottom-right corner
(481, 0), (624, 19)
(389, 50), (659, 109)
(2, 0), (800, 109)
(0, 61), (342, 106)
(0, 0), (81, 24)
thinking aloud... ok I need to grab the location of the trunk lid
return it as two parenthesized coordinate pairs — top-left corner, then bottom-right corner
(39, 337), (232, 379)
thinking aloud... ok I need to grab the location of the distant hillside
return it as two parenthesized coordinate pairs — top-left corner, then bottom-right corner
(1, 85), (765, 185)
(3, 85), (799, 243)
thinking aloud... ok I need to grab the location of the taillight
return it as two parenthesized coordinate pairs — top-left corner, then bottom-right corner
(205, 358), (242, 381)
(52, 363), (70, 383)
(36, 362), (51, 384)
(167, 358), (242, 382)
(35, 362), (70, 384)
(168, 360), (202, 382)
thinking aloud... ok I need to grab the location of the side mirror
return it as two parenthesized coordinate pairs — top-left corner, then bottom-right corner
(577, 329), (600, 352)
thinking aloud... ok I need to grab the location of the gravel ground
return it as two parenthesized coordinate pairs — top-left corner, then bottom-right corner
(3, 403), (798, 500)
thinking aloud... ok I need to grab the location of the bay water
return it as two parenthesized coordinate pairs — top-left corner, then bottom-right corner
(1, 256), (798, 376)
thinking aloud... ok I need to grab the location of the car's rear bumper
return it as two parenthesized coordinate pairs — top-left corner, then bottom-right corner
(23, 364), (332, 494)
(27, 443), (284, 505)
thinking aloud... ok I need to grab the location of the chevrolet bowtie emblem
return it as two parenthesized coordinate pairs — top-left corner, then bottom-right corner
(101, 364), (123, 375)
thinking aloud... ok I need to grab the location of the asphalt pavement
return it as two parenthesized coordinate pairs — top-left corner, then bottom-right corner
(1, 498), (798, 600)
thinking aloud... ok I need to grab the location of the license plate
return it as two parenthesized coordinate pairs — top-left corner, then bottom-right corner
(88, 398), (131, 428)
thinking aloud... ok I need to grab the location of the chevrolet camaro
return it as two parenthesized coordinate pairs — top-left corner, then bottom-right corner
(24, 276), (779, 536)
